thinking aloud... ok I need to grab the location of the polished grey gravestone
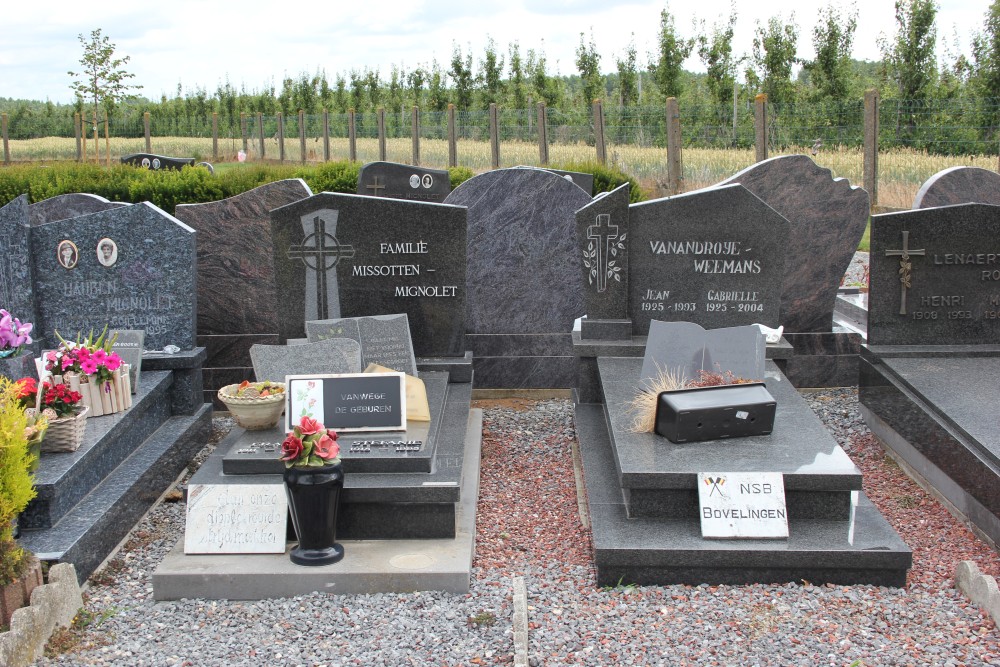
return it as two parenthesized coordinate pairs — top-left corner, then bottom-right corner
(271, 192), (467, 358)
(576, 184), (630, 333)
(515, 166), (595, 195)
(629, 184), (787, 334)
(28, 193), (128, 226)
(30, 202), (196, 351)
(357, 161), (451, 202)
(861, 202), (1000, 546)
(121, 153), (194, 171)
(305, 313), (417, 376)
(174, 179), (312, 403)
(914, 167), (1000, 209)
(250, 337), (363, 382)
(445, 167), (592, 388)
(0, 195), (40, 380)
(717, 155), (869, 334)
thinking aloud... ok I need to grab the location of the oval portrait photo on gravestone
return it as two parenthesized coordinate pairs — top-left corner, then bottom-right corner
(97, 237), (119, 267)
(57, 239), (78, 269)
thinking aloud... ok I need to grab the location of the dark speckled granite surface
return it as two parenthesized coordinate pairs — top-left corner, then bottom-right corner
(914, 166), (1000, 208)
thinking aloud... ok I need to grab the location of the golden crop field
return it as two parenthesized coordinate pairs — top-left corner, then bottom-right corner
(4, 135), (997, 209)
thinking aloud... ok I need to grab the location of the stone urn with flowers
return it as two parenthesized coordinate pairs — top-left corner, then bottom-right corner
(280, 416), (345, 566)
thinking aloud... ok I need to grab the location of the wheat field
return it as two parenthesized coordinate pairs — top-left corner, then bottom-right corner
(4, 135), (997, 209)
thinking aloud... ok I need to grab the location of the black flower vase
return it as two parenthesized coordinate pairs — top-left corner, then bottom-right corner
(283, 462), (345, 566)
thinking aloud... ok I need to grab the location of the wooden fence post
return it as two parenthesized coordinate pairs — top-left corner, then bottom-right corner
(299, 109), (306, 164)
(537, 102), (548, 165)
(277, 112), (285, 163)
(240, 113), (248, 154)
(348, 109), (357, 161)
(592, 99), (607, 165)
(1, 114), (8, 164)
(92, 110), (99, 164)
(74, 112), (82, 162)
(212, 112), (219, 161)
(447, 104), (457, 168)
(104, 114), (110, 167)
(412, 106), (420, 166)
(665, 97), (682, 195)
(489, 103), (500, 169)
(257, 112), (265, 159)
(754, 94), (768, 163)
(143, 112), (151, 153)
(322, 109), (330, 162)
(864, 89), (880, 208)
(377, 108), (387, 161)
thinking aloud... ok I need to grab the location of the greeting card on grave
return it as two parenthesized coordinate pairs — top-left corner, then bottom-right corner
(286, 373), (407, 432)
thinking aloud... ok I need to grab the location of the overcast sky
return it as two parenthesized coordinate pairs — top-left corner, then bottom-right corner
(2, 0), (992, 104)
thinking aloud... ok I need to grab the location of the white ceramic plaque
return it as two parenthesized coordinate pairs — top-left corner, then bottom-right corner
(697, 472), (788, 539)
(184, 483), (287, 554)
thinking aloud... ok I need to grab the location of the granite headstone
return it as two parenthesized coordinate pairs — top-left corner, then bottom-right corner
(28, 194), (128, 226)
(718, 155), (869, 333)
(357, 162), (451, 202)
(121, 153), (195, 171)
(868, 203), (1000, 345)
(629, 184), (787, 334)
(305, 313), (417, 376)
(445, 167), (592, 333)
(250, 337), (363, 382)
(30, 202), (197, 350)
(271, 192), (467, 357)
(913, 167), (1000, 209)
(576, 184), (630, 321)
(0, 196), (38, 339)
(516, 166), (595, 195)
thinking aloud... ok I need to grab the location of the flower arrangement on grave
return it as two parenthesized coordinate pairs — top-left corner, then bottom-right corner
(0, 309), (33, 359)
(218, 380), (287, 430)
(44, 327), (131, 417)
(280, 416), (341, 468)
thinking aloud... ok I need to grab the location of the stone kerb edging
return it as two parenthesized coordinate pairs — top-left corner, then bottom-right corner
(0, 563), (83, 666)
(955, 561), (1000, 627)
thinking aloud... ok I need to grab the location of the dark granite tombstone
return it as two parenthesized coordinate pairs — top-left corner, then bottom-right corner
(28, 194), (128, 226)
(914, 167), (1000, 209)
(576, 184), (630, 324)
(0, 196), (38, 343)
(271, 192), (466, 358)
(173, 179), (312, 403)
(868, 204), (1000, 346)
(121, 153), (195, 171)
(250, 338), (363, 382)
(515, 166), (595, 195)
(861, 202), (1000, 547)
(30, 202), (197, 350)
(717, 155), (869, 333)
(357, 162), (451, 202)
(629, 184), (787, 334)
(445, 167), (592, 388)
(305, 313), (417, 376)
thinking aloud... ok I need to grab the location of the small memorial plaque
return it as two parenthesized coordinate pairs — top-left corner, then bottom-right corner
(697, 472), (788, 539)
(286, 373), (406, 432)
(184, 483), (287, 554)
(110, 329), (144, 393)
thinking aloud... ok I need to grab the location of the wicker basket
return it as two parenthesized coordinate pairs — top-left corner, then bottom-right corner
(41, 405), (90, 453)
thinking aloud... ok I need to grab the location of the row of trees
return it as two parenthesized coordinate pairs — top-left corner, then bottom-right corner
(5, 1), (1000, 151)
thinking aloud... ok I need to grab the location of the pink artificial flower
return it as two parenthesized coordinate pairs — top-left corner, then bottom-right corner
(279, 435), (303, 462)
(298, 416), (323, 435)
(313, 433), (340, 460)
(80, 358), (99, 375)
(76, 346), (91, 360)
(45, 351), (57, 362)
(92, 349), (108, 364)
(105, 352), (122, 371)
(61, 355), (74, 371)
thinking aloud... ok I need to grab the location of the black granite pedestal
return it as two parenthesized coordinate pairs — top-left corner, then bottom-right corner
(859, 345), (1000, 546)
(578, 357), (911, 587)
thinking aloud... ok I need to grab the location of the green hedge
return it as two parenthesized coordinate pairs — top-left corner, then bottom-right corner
(0, 161), (646, 214)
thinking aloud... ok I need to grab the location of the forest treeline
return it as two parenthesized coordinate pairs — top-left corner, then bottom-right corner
(4, 0), (1000, 155)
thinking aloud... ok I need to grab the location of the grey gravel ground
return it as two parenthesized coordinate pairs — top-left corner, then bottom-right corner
(29, 251), (1000, 666)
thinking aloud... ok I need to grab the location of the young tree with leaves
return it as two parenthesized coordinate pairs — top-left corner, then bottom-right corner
(697, 10), (739, 113)
(507, 42), (528, 110)
(805, 3), (858, 101)
(879, 0), (938, 101)
(68, 28), (142, 119)
(746, 16), (799, 105)
(649, 5), (693, 100)
(478, 37), (506, 109)
(576, 30), (603, 105)
(616, 37), (639, 108)
(449, 43), (475, 111)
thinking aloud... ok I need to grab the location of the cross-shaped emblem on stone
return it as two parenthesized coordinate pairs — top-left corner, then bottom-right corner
(885, 230), (925, 316)
(587, 213), (619, 293)
(287, 214), (355, 320)
(366, 176), (386, 196)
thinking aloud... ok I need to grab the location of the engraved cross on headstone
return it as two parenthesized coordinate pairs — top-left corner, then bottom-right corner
(366, 176), (386, 196)
(885, 230), (925, 316)
(587, 213), (619, 293)
(287, 211), (355, 320)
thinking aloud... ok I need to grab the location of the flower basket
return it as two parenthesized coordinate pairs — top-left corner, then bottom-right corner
(41, 405), (90, 453)
(60, 368), (131, 418)
(219, 382), (286, 430)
